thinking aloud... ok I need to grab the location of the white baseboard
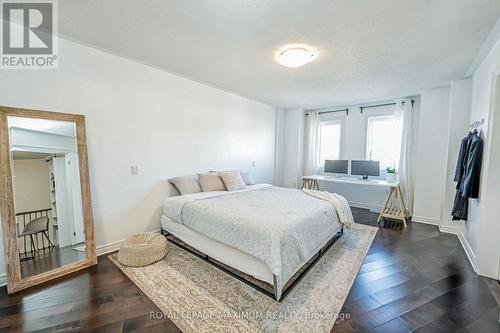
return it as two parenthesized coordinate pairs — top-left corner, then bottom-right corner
(97, 228), (161, 256)
(457, 229), (477, 272)
(438, 225), (458, 234)
(412, 216), (458, 235)
(406, 215), (477, 274)
(96, 239), (125, 256)
(412, 215), (440, 225)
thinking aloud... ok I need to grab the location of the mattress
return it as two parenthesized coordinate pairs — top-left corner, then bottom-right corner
(161, 215), (274, 283)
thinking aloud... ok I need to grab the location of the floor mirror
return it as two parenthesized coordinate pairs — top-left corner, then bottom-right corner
(0, 106), (96, 294)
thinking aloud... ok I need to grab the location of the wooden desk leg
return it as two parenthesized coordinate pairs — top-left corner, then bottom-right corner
(396, 186), (407, 227)
(378, 186), (408, 228)
(378, 187), (394, 225)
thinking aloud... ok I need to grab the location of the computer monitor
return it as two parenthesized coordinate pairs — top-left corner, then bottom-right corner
(351, 160), (380, 179)
(324, 160), (348, 174)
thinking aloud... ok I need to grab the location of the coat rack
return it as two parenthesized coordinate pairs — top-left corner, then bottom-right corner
(470, 119), (484, 129)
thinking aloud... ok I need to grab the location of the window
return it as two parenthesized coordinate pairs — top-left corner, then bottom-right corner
(366, 115), (402, 170)
(319, 120), (342, 165)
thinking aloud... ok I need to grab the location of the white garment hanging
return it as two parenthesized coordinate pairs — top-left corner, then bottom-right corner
(304, 111), (321, 176)
(395, 98), (415, 215)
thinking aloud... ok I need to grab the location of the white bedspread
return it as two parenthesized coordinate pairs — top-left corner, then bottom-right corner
(162, 185), (343, 299)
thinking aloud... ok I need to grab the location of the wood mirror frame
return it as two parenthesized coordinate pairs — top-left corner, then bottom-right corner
(0, 106), (97, 294)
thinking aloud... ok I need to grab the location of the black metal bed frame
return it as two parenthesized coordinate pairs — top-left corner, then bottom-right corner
(160, 226), (343, 302)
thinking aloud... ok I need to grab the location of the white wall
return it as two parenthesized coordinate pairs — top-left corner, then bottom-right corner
(476, 75), (500, 279)
(464, 35), (500, 278)
(12, 160), (51, 214)
(0, 37), (277, 280)
(12, 159), (52, 253)
(412, 87), (451, 225)
(274, 108), (285, 186)
(440, 79), (473, 234)
(339, 107), (365, 160)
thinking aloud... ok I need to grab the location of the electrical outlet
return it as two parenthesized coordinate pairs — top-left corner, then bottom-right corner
(131, 165), (138, 175)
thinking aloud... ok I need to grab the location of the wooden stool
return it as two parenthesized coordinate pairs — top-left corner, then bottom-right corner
(377, 185), (408, 227)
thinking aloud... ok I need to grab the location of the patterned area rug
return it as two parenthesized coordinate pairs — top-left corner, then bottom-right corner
(109, 224), (377, 333)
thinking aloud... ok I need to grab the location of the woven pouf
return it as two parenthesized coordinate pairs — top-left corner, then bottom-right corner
(117, 232), (168, 267)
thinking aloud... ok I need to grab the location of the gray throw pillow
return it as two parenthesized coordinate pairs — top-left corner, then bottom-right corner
(198, 173), (225, 192)
(219, 170), (246, 191)
(168, 174), (202, 195)
(240, 171), (255, 186)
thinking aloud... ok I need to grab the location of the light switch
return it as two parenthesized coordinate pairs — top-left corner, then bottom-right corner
(131, 165), (138, 175)
(252, 161), (256, 167)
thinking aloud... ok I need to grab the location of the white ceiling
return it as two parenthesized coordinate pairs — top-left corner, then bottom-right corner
(59, 1), (500, 109)
(8, 117), (76, 137)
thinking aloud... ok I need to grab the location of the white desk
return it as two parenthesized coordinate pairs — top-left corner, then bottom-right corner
(302, 175), (399, 188)
(301, 175), (408, 227)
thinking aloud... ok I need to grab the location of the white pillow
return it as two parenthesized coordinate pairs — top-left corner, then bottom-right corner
(218, 170), (246, 191)
(240, 171), (255, 186)
(198, 173), (225, 192)
(168, 174), (202, 195)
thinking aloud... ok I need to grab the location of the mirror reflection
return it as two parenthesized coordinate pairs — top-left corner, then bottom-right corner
(8, 116), (86, 278)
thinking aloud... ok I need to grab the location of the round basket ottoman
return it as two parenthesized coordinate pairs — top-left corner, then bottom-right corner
(117, 232), (168, 267)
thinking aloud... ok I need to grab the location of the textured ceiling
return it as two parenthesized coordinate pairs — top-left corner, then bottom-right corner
(59, 1), (500, 109)
(9, 117), (76, 137)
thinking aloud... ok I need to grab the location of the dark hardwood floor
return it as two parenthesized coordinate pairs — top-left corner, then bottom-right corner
(335, 208), (500, 333)
(0, 208), (498, 332)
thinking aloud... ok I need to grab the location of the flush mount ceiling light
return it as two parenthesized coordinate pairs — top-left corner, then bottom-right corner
(275, 45), (318, 68)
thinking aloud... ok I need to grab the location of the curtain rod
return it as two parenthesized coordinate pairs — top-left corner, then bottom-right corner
(360, 99), (415, 113)
(470, 118), (484, 129)
(305, 108), (348, 116)
(305, 99), (415, 116)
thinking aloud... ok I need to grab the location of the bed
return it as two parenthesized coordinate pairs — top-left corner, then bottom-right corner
(160, 184), (344, 301)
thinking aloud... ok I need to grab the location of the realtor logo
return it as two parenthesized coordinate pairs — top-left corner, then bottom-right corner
(1, 0), (58, 69)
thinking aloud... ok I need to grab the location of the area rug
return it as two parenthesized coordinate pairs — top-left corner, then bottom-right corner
(109, 223), (377, 333)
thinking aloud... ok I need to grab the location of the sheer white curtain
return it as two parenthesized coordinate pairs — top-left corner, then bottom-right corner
(304, 111), (321, 175)
(394, 99), (415, 215)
